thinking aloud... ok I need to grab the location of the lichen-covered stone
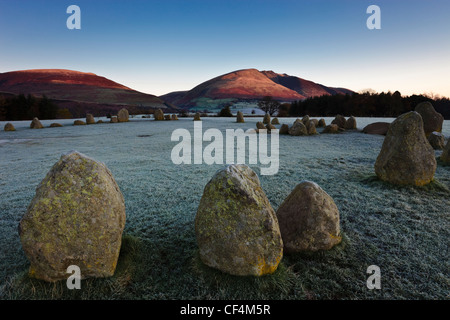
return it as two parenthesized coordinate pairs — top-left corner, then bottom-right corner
(256, 121), (265, 130)
(74, 120), (86, 125)
(306, 121), (317, 135)
(271, 117), (280, 125)
(171, 114), (179, 120)
(236, 111), (245, 123)
(164, 114), (171, 121)
(331, 115), (346, 128)
(318, 118), (326, 127)
(117, 108), (129, 122)
(30, 118), (43, 129)
(375, 111), (436, 186)
(279, 124), (289, 135)
(86, 114), (95, 124)
(110, 116), (118, 123)
(323, 124), (339, 134)
(288, 121), (307, 136)
(428, 132), (445, 150)
(193, 112), (201, 121)
(344, 116), (357, 130)
(195, 164), (283, 276)
(276, 181), (341, 253)
(4, 122), (15, 131)
(18, 151), (126, 282)
(441, 140), (450, 164)
(301, 115), (310, 125)
(415, 102), (444, 136)
(154, 109), (164, 121)
(362, 122), (390, 135)
(263, 113), (271, 124)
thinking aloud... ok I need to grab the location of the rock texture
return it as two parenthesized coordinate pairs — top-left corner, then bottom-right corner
(344, 116), (357, 130)
(362, 122), (390, 135)
(154, 109), (164, 121)
(331, 115), (346, 128)
(415, 101), (444, 136)
(30, 118), (43, 129)
(4, 122), (15, 131)
(195, 164), (283, 276)
(117, 108), (129, 122)
(74, 120), (86, 125)
(288, 121), (307, 136)
(441, 140), (450, 163)
(271, 117), (280, 125)
(323, 124), (339, 134)
(236, 111), (245, 123)
(374, 111), (436, 186)
(18, 151), (126, 282)
(276, 181), (341, 252)
(428, 132), (445, 150)
(86, 114), (95, 125)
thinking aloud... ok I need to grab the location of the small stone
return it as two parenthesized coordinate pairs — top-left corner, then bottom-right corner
(4, 123), (16, 131)
(86, 114), (95, 124)
(117, 108), (129, 122)
(74, 120), (86, 125)
(263, 114), (271, 124)
(30, 118), (44, 129)
(154, 109), (165, 121)
(236, 111), (245, 123)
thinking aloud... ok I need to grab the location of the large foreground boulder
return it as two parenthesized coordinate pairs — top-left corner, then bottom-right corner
(117, 108), (129, 122)
(276, 181), (341, 252)
(19, 151), (126, 282)
(195, 164), (283, 276)
(30, 118), (43, 129)
(374, 111), (436, 186)
(362, 122), (390, 135)
(415, 101), (444, 136)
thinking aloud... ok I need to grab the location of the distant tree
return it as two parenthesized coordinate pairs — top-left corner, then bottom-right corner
(258, 96), (280, 116)
(38, 95), (58, 119)
(178, 109), (188, 117)
(217, 105), (233, 117)
(251, 109), (256, 115)
(277, 103), (291, 117)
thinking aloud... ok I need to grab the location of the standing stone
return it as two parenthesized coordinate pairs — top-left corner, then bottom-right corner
(164, 114), (171, 121)
(276, 181), (341, 253)
(306, 121), (317, 135)
(331, 115), (346, 128)
(195, 164), (283, 276)
(288, 121), (307, 136)
(236, 111), (245, 123)
(428, 132), (445, 150)
(265, 123), (276, 133)
(310, 119), (319, 127)
(318, 119), (326, 127)
(171, 114), (179, 120)
(110, 116), (118, 123)
(362, 122), (390, 135)
(441, 140), (450, 163)
(18, 151), (126, 282)
(193, 112), (201, 121)
(263, 113), (271, 124)
(86, 114), (95, 125)
(344, 116), (357, 130)
(49, 123), (63, 128)
(301, 115), (310, 125)
(271, 117), (280, 125)
(117, 108), (129, 122)
(323, 124), (339, 134)
(375, 111), (436, 186)
(415, 101), (444, 136)
(279, 124), (289, 135)
(4, 123), (15, 131)
(74, 120), (86, 125)
(154, 109), (164, 121)
(30, 118), (44, 129)
(256, 121), (266, 130)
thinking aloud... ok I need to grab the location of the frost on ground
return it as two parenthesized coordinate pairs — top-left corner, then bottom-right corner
(0, 117), (449, 299)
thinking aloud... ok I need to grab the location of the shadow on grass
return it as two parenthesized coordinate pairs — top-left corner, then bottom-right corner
(0, 234), (144, 300)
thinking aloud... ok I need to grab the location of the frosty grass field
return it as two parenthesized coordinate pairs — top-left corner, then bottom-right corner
(0, 116), (449, 299)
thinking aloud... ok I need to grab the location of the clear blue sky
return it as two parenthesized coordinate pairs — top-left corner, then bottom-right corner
(1, 0), (449, 97)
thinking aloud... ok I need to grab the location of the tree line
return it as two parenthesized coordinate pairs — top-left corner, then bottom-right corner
(287, 91), (450, 119)
(0, 94), (59, 120)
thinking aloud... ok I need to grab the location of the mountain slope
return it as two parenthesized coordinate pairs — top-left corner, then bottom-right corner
(161, 68), (353, 109)
(0, 69), (176, 112)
